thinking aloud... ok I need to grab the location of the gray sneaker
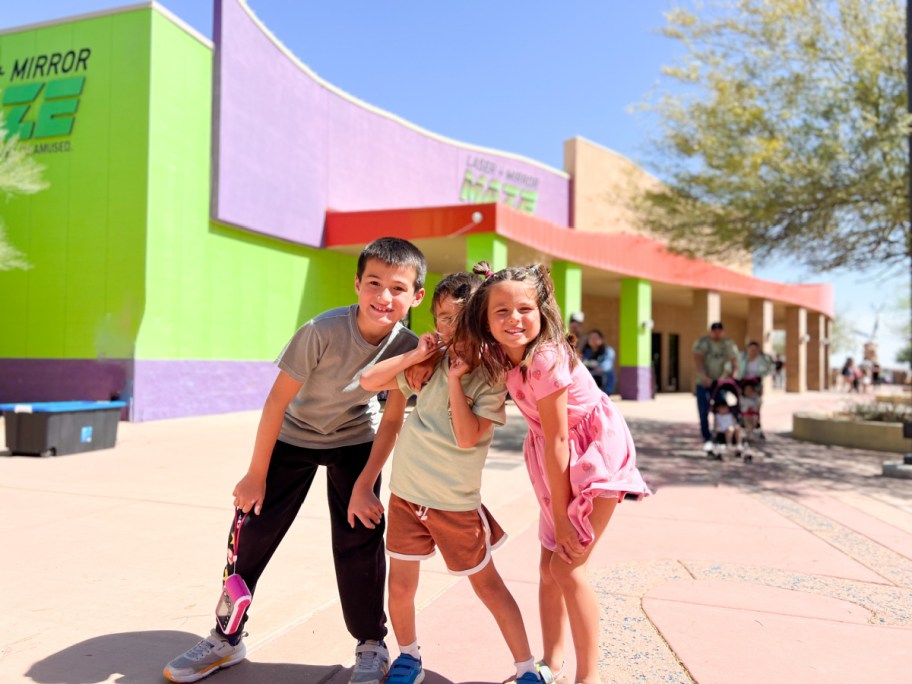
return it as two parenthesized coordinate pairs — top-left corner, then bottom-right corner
(163, 629), (246, 683)
(349, 640), (389, 684)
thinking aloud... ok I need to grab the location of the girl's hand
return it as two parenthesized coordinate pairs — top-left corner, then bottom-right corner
(553, 515), (585, 564)
(415, 333), (443, 360)
(448, 354), (470, 381)
(233, 472), (266, 515)
(404, 333), (444, 391)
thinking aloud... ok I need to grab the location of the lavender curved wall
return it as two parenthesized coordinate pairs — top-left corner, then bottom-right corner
(212, 0), (570, 246)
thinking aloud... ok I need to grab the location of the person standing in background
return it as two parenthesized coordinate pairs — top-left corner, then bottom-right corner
(568, 312), (587, 355)
(581, 330), (616, 395)
(693, 322), (739, 453)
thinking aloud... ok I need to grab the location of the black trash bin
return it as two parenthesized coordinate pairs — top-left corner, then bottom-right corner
(0, 401), (127, 456)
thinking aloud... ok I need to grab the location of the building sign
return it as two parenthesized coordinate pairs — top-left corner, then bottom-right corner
(1, 48), (91, 152)
(459, 154), (539, 214)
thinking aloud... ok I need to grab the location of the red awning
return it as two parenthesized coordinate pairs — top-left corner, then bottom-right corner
(325, 202), (833, 317)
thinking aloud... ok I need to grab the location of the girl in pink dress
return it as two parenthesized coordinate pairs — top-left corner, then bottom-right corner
(456, 262), (651, 684)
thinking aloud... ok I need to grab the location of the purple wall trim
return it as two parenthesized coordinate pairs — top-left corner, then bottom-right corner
(619, 366), (653, 402)
(212, 0), (570, 247)
(132, 360), (276, 421)
(0, 359), (133, 419)
(0, 359), (275, 422)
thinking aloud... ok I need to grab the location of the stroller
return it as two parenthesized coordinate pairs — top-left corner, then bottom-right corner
(708, 378), (752, 461)
(738, 376), (765, 447)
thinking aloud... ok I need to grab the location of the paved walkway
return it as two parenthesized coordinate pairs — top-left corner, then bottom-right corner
(2, 389), (910, 683)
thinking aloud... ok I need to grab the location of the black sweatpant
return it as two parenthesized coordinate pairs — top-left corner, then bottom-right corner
(219, 439), (387, 642)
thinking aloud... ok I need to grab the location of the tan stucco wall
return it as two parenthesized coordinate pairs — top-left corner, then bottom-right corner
(563, 136), (753, 276)
(580, 294), (619, 358)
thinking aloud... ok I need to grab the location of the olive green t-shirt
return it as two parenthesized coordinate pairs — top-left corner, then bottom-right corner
(693, 336), (739, 381)
(390, 355), (506, 511)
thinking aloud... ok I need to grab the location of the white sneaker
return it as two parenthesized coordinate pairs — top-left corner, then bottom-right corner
(703, 440), (713, 452)
(350, 640), (389, 684)
(163, 629), (246, 682)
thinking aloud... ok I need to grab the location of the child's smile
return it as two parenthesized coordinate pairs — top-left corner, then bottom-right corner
(486, 281), (541, 364)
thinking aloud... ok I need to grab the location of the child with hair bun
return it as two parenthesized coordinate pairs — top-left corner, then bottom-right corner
(456, 262), (651, 684)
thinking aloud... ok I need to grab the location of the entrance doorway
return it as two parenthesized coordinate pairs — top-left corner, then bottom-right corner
(668, 333), (680, 391)
(651, 332), (662, 396)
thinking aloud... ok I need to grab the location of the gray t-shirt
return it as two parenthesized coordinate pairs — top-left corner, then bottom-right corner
(276, 305), (418, 448)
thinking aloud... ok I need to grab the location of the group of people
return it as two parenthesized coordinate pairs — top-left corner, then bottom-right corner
(568, 312), (617, 395)
(840, 357), (881, 393)
(163, 238), (650, 684)
(693, 322), (773, 458)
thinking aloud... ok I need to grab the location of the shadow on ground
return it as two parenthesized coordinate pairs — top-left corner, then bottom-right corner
(22, 631), (340, 684)
(628, 417), (900, 498)
(22, 631), (496, 684)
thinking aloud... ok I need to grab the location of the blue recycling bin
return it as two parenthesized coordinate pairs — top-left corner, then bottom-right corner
(0, 401), (127, 456)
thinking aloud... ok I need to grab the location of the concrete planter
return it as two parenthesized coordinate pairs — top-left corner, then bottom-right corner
(792, 413), (912, 453)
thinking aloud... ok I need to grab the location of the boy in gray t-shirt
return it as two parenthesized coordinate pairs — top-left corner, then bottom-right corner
(164, 238), (427, 684)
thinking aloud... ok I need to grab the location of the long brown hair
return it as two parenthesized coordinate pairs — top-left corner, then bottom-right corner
(454, 261), (578, 385)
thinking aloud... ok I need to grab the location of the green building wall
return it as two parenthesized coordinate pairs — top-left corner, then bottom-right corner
(0, 7), (438, 419)
(0, 9), (151, 360)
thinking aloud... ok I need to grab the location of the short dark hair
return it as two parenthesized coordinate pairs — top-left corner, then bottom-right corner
(357, 237), (427, 291)
(748, 340), (760, 348)
(432, 272), (480, 314)
(710, 322), (724, 331)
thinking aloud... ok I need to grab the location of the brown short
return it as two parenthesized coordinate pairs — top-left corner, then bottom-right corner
(386, 493), (507, 575)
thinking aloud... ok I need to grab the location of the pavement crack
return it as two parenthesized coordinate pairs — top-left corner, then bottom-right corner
(753, 491), (912, 588)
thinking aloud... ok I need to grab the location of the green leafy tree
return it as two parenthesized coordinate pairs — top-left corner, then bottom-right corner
(636, 0), (910, 273)
(0, 107), (47, 270)
(899, 343), (912, 365)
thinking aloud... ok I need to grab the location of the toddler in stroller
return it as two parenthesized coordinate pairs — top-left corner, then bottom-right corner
(709, 378), (748, 460)
(739, 377), (763, 447)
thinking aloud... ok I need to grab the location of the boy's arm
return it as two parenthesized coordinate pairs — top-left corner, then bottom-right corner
(447, 356), (494, 448)
(347, 388), (407, 529)
(360, 333), (441, 391)
(233, 370), (302, 515)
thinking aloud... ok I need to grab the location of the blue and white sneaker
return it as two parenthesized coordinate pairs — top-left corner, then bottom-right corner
(516, 672), (545, 683)
(385, 653), (424, 684)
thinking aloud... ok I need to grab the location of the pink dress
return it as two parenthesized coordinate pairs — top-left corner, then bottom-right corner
(506, 346), (651, 551)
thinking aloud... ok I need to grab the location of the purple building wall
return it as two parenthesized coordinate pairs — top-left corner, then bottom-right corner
(212, 0), (570, 247)
(131, 360), (276, 421)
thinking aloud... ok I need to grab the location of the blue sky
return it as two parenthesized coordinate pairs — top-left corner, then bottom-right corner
(4, 0), (908, 366)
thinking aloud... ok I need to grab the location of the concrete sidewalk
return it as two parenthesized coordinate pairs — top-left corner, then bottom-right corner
(2, 390), (910, 683)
